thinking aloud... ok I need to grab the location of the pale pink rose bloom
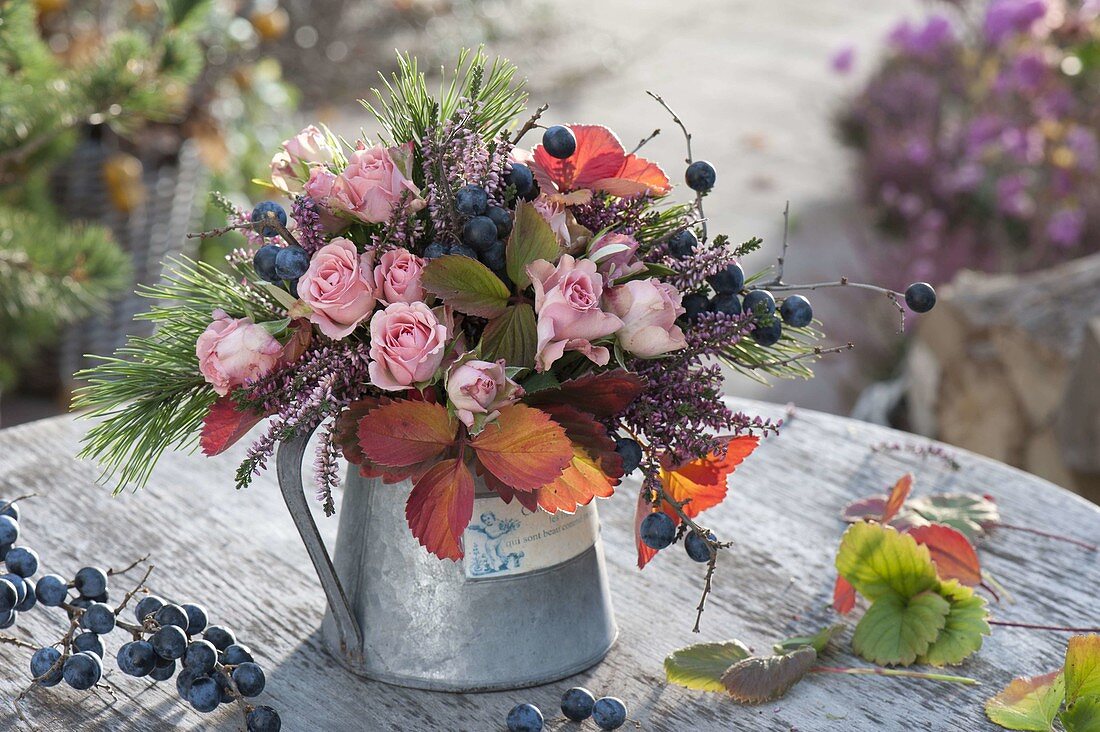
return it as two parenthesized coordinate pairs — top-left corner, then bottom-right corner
(603, 279), (688, 358)
(331, 143), (424, 224)
(269, 150), (301, 194)
(367, 302), (449, 391)
(302, 166), (347, 232)
(532, 194), (573, 244)
(299, 238), (377, 339)
(196, 309), (282, 396)
(527, 255), (623, 372)
(587, 232), (647, 281)
(445, 358), (523, 429)
(373, 248), (426, 304)
(270, 125), (336, 194)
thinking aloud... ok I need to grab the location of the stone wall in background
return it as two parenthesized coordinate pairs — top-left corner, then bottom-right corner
(903, 253), (1100, 502)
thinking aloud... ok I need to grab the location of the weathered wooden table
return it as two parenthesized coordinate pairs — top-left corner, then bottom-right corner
(0, 398), (1097, 731)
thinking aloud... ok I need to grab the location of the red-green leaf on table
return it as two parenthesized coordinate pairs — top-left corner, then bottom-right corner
(635, 490), (660, 569)
(664, 640), (752, 693)
(1066, 634), (1100, 704)
(906, 492), (1000, 540)
(357, 399), (458, 468)
(506, 201), (561, 290)
(659, 436), (760, 522)
(720, 647), (818, 703)
(523, 369), (645, 417)
(882, 473), (914, 523)
(1062, 695), (1100, 732)
(421, 254), (510, 318)
(851, 591), (950, 666)
(919, 580), (990, 667)
(773, 624), (845, 655)
(907, 524), (983, 587)
(835, 522), (940, 602)
(200, 397), (265, 456)
(404, 458), (475, 561)
(985, 671), (1065, 731)
(469, 404), (572, 491)
(479, 302), (537, 368)
(841, 495), (889, 523)
(833, 576), (857, 615)
(534, 446), (617, 514)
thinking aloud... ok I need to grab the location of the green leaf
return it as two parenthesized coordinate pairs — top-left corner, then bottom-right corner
(614, 261), (678, 285)
(1066, 634), (1100, 704)
(258, 318), (292, 336)
(1062, 695), (1100, 732)
(664, 641), (752, 693)
(479, 303), (537, 368)
(906, 493), (1000, 540)
(262, 283), (299, 310)
(835, 522), (940, 602)
(985, 671), (1064, 731)
(851, 591), (950, 666)
(720, 647), (818, 704)
(919, 580), (990, 667)
(773, 624), (845, 655)
(519, 370), (560, 395)
(506, 201), (560, 290)
(421, 255), (510, 318)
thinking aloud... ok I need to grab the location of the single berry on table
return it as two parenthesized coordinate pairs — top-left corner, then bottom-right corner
(0, 515), (18, 544)
(117, 640), (158, 677)
(505, 163), (535, 197)
(232, 662), (266, 696)
(151, 625), (188, 660)
(73, 632), (105, 658)
(189, 676), (222, 713)
(5, 546), (38, 577)
(422, 242), (447, 259)
(710, 293), (742, 316)
(685, 160), (717, 193)
(253, 244), (281, 282)
(668, 229), (697, 258)
(184, 640), (219, 674)
(904, 282), (937, 313)
(481, 241), (506, 272)
(640, 512), (676, 551)
(462, 216), (498, 252)
(592, 696), (628, 730)
(487, 205), (513, 238)
(134, 594), (164, 623)
(62, 651), (102, 690)
(204, 625), (237, 651)
(449, 244), (478, 260)
(752, 317), (783, 346)
(247, 705), (282, 732)
(182, 603), (208, 634)
(561, 687), (596, 721)
(707, 262), (745, 294)
(506, 702), (544, 732)
(250, 201), (288, 237)
(685, 530), (717, 563)
(155, 603), (190, 630)
(742, 289), (776, 316)
(455, 185), (489, 217)
(614, 438), (643, 475)
(81, 602), (117, 634)
(779, 294), (813, 327)
(74, 567), (108, 598)
(542, 125), (577, 159)
(682, 292), (710, 322)
(30, 647), (63, 686)
(274, 245), (310, 281)
(222, 643), (254, 665)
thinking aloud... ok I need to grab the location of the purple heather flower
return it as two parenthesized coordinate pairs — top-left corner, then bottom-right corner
(995, 172), (1036, 218)
(984, 0), (1048, 45)
(1047, 207), (1086, 246)
(1067, 126), (1100, 171)
(831, 45), (856, 74)
(889, 15), (954, 59)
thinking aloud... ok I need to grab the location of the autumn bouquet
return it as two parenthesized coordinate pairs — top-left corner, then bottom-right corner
(75, 50), (932, 577)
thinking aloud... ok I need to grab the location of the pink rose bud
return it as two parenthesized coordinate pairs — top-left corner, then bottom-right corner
(587, 232), (647, 280)
(302, 165), (346, 232)
(299, 238), (378, 339)
(331, 142), (424, 224)
(527, 254), (623, 372)
(373, 248), (427, 305)
(445, 357), (523, 429)
(270, 125), (336, 194)
(603, 278), (688, 358)
(367, 302), (450, 391)
(196, 309), (282, 396)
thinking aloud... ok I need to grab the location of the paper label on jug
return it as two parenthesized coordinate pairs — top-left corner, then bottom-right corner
(463, 498), (599, 580)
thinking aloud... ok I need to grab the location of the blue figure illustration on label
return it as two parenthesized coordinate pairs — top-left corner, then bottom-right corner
(466, 511), (525, 576)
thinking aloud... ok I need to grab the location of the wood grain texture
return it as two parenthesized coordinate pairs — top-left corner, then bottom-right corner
(0, 398), (1097, 731)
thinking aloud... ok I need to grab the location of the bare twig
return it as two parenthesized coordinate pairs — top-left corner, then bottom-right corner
(113, 563), (155, 617)
(757, 277), (907, 332)
(0, 493), (36, 515)
(185, 222), (255, 240)
(763, 201), (792, 287)
(107, 554), (150, 577)
(996, 524), (1097, 552)
(630, 128), (661, 154)
(0, 635), (39, 651)
(646, 91), (709, 243)
(989, 619), (1100, 633)
(511, 103), (549, 145)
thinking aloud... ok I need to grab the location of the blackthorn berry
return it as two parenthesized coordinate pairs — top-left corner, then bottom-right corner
(462, 216), (498, 252)
(81, 602), (116, 635)
(685, 530), (716, 563)
(614, 438), (643, 475)
(0, 578), (15, 614)
(752, 317), (783, 346)
(487, 206), (513, 238)
(422, 242), (447, 259)
(189, 676), (221, 713)
(274, 245), (310, 281)
(0, 515), (18, 545)
(506, 702), (544, 732)
(592, 696), (628, 730)
(30, 647), (62, 686)
(448, 244), (478, 260)
(62, 652), (102, 690)
(73, 632), (105, 658)
(155, 603), (189, 630)
(182, 603), (208, 634)
(247, 705), (282, 732)
(707, 262), (745, 294)
(232, 662), (266, 697)
(682, 292), (710, 322)
(149, 659), (177, 681)
(74, 567), (108, 598)
(779, 294), (813, 327)
(117, 640), (158, 677)
(505, 164), (535, 198)
(542, 125), (576, 159)
(743, 289), (776, 316)
(481, 240), (506, 272)
(710, 293), (742, 316)
(223, 643), (254, 666)
(905, 282), (937, 313)
(561, 687), (596, 721)
(204, 625), (237, 651)
(455, 185), (489, 217)
(250, 201), (288, 237)
(134, 594), (164, 623)
(668, 229), (697, 258)
(253, 244), (281, 282)
(640, 512), (676, 551)
(184, 640), (219, 674)
(685, 160), (716, 193)
(151, 625), (188, 660)
(5, 546), (37, 577)
(35, 575), (68, 607)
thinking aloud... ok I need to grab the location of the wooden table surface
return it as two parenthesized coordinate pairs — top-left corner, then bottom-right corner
(0, 398), (1097, 731)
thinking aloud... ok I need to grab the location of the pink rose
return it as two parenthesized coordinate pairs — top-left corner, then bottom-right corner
(299, 238), (377, 339)
(269, 150), (300, 194)
(445, 357), (523, 429)
(603, 278), (688, 358)
(367, 302), (450, 391)
(373, 248), (426, 304)
(527, 255), (623, 371)
(331, 143), (424, 224)
(302, 166), (347, 232)
(196, 309), (282, 396)
(587, 233), (647, 281)
(270, 125), (336, 193)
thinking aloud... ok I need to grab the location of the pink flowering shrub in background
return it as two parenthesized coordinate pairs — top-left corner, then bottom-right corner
(839, 0), (1100, 286)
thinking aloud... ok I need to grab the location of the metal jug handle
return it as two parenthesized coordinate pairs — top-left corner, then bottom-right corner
(276, 428), (364, 662)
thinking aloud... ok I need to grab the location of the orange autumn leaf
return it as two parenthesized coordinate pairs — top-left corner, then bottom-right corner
(906, 524), (982, 587)
(658, 436), (760, 522)
(532, 124), (671, 198)
(882, 473), (914, 524)
(833, 576), (857, 614)
(469, 404), (573, 491)
(404, 458), (475, 561)
(535, 447), (617, 515)
(357, 399), (457, 468)
(635, 489), (660, 569)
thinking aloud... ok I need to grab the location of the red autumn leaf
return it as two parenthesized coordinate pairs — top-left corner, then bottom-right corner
(635, 489), (660, 569)
(405, 458), (475, 561)
(278, 318), (313, 366)
(535, 447), (617, 514)
(480, 468), (540, 512)
(536, 404), (624, 479)
(833, 576), (857, 614)
(334, 397), (385, 465)
(906, 524), (983, 586)
(882, 473), (914, 524)
(523, 369), (645, 418)
(357, 399), (458, 468)
(659, 436), (760, 522)
(200, 397), (266, 456)
(469, 404), (573, 491)
(532, 124), (671, 197)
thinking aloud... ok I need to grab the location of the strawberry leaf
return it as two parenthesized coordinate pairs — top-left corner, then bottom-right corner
(835, 522), (940, 602)
(841, 495), (889, 523)
(659, 436), (759, 522)
(882, 473), (914, 523)
(404, 458), (475, 561)
(506, 201), (561, 290)
(907, 492), (1000, 540)
(480, 303), (537, 368)
(720, 647), (818, 704)
(523, 369), (645, 417)
(851, 591), (950, 666)
(985, 671), (1065, 731)
(534, 446), (617, 514)
(200, 397), (265, 456)
(469, 404), (572, 491)
(664, 641), (751, 693)
(421, 254), (510, 318)
(1062, 695), (1100, 732)
(357, 399), (458, 468)
(773, 624), (845, 655)
(1066, 634), (1100, 704)
(919, 580), (990, 666)
(833, 576), (857, 615)
(907, 524), (983, 587)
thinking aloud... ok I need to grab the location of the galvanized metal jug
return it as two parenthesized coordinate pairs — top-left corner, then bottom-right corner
(276, 430), (617, 692)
